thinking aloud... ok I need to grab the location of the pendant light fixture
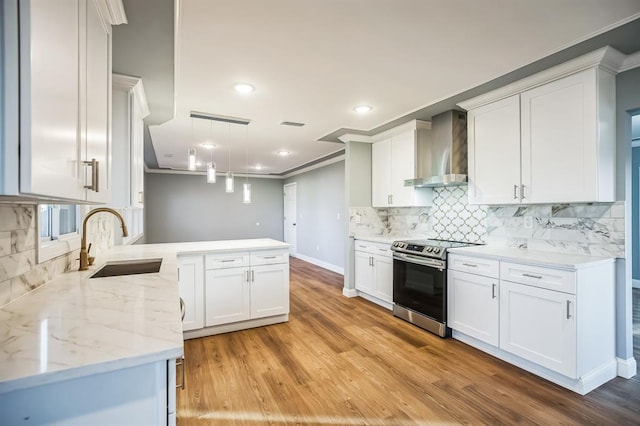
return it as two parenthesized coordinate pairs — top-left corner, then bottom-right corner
(225, 123), (234, 192)
(243, 125), (252, 204)
(206, 121), (216, 183)
(187, 148), (197, 171)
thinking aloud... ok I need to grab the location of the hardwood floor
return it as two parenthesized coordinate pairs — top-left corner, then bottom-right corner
(177, 258), (640, 425)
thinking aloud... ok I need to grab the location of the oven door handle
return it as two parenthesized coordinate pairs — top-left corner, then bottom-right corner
(393, 253), (445, 269)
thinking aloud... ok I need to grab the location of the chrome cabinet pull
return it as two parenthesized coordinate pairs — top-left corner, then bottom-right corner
(566, 300), (572, 319)
(513, 184), (518, 199)
(245, 270), (249, 282)
(83, 159), (99, 192)
(462, 263), (477, 268)
(522, 273), (542, 279)
(521, 184), (526, 199)
(492, 283), (496, 299)
(179, 297), (185, 321)
(176, 356), (185, 390)
(263, 256), (277, 259)
(371, 257), (375, 267)
(251, 270), (255, 282)
(221, 259), (235, 263)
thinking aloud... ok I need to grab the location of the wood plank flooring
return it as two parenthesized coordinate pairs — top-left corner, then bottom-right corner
(177, 258), (640, 425)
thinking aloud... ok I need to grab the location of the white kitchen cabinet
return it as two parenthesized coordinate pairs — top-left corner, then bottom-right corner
(0, 358), (177, 425)
(251, 263), (290, 319)
(178, 255), (204, 332)
(354, 240), (393, 308)
(500, 280), (576, 377)
(0, 0), (122, 202)
(460, 49), (617, 205)
(447, 255), (499, 347)
(188, 248), (290, 337)
(371, 121), (432, 207)
(448, 249), (615, 394)
(466, 95), (521, 205)
(205, 267), (250, 326)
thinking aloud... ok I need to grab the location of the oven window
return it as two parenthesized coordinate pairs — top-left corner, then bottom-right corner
(393, 259), (446, 322)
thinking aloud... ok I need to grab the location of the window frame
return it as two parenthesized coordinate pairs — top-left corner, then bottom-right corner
(37, 204), (87, 264)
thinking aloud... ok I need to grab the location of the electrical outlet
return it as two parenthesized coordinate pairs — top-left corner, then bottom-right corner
(524, 216), (533, 229)
(354, 213), (361, 224)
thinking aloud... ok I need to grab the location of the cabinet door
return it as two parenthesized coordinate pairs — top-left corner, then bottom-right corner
(390, 130), (416, 207)
(19, 0), (84, 200)
(250, 263), (290, 319)
(178, 256), (204, 332)
(205, 267), (250, 326)
(373, 254), (393, 303)
(371, 138), (391, 207)
(84, 0), (111, 202)
(354, 251), (374, 294)
(500, 280), (577, 378)
(467, 95), (521, 204)
(448, 270), (499, 346)
(521, 69), (598, 203)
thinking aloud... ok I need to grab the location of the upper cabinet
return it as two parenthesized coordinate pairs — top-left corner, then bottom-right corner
(0, 0), (126, 202)
(460, 47), (622, 205)
(371, 120), (433, 207)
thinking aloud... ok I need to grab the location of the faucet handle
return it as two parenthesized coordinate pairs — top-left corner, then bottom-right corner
(87, 243), (92, 254)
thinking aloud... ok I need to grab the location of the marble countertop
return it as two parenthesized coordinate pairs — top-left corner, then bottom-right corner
(0, 238), (289, 394)
(351, 235), (399, 245)
(448, 245), (615, 269)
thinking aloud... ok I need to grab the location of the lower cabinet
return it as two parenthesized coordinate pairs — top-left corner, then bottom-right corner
(205, 267), (250, 326)
(354, 240), (393, 307)
(179, 248), (290, 338)
(447, 252), (615, 394)
(448, 269), (499, 347)
(500, 280), (576, 378)
(0, 358), (179, 425)
(178, 255), (204, 331)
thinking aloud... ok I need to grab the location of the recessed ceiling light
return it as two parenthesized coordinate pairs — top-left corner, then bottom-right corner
(277, 150), (290, 156)
(354, 105), (372, 114)
(200, 143), (214, 149)
(234, 83), (255, 94)
(254, 164), (263, 170)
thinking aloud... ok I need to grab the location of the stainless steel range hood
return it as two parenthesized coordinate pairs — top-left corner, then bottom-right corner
(405, 110), (468, 188)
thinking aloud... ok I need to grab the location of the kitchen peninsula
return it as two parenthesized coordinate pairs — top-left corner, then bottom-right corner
(0, 238), (289, 425)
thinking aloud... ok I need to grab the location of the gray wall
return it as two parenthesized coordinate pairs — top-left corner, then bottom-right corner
(346, 142), (372, 207)
(284, 161), (346, 269)
(615, 66), (640, 360)
(145, 172), (283, 243)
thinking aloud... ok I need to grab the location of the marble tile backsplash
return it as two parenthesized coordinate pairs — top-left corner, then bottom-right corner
(350, 186), (625, 258)
(0, 205), (115, 307)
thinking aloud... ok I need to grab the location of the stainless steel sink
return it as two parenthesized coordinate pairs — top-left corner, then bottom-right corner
(90, 259), (163, 279)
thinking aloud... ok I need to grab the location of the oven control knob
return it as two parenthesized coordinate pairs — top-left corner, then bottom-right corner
(433, 248), (441, 254)
(425, 247), (433, 252)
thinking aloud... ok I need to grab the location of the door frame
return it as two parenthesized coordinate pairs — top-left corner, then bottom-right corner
(283, 182), (297, 256)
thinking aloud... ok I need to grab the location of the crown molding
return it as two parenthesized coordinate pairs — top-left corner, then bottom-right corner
(458, 46), (627, 111)
(113, 74), (150, 118)
(338, 134), (372, 143)
(620, 51), (640, 73)
(371, 119), (431, 142)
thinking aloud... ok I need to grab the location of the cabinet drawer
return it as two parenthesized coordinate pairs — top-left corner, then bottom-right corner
(250, 250), (289, 265)
(205, 252), (250, 269)
(354, 240), (392, 257)
(448, 254), (499, 278)
(500, 262), (576, 294)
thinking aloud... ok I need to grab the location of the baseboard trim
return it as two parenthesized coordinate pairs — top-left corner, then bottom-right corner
(633, 279), (640, 289)
(294, 253), (344, 275)
(343, 288), (358, 297)
(617, 357), (638, 378)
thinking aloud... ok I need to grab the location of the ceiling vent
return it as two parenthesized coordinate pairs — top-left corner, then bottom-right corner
(280, 121), (305, 127)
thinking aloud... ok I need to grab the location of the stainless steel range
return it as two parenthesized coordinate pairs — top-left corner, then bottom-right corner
(391, 239), (475, 337)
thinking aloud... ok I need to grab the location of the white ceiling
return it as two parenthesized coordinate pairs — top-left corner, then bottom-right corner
(148, 0), (640, 175)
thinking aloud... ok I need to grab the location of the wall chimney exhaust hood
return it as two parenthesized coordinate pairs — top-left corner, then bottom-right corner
(405, 110), (468, 188)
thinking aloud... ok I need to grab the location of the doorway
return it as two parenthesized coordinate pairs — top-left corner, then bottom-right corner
(283, 183), (297, 256)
